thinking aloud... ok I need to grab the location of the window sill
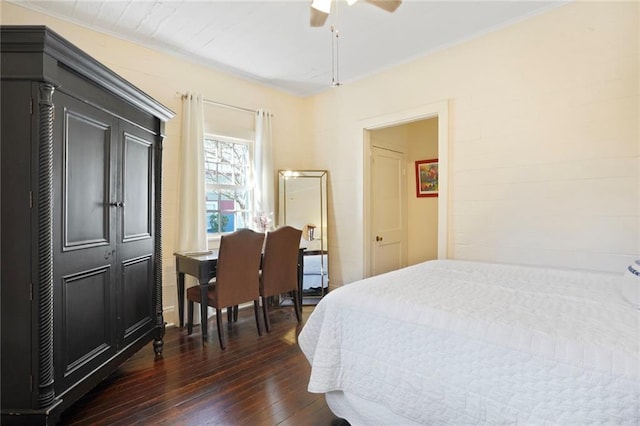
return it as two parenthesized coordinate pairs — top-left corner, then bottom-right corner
(207, 234), (222, 250)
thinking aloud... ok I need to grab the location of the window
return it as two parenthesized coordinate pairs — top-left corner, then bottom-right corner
(204, 135), (253, 235)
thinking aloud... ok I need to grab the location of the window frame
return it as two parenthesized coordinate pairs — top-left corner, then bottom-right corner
(203, 133), (254, 240)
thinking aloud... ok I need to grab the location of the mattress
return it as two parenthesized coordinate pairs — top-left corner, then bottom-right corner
(298, 260), (640, 424)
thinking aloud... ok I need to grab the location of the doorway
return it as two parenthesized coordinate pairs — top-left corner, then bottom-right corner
(362, 101), (449, 278)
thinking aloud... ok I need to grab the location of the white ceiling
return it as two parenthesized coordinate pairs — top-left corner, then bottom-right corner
(11, 0), (566, 97)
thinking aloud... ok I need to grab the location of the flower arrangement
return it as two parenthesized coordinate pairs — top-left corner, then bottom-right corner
(253, 211), (272, 233)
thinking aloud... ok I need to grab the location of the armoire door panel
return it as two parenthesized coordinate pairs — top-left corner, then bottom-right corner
(122, 132), (152, 242)
(63, 109), (112, 250)
(61, 266), (115, 378)
(52, 92), (119, 396)
(52, 93), (117, 274)
(117, 121), (156, 348)
(121, 255), (154, 343)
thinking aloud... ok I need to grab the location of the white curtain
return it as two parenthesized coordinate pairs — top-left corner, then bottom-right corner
(177, 93), (207, 253)
(253, 109), (275, 230)
(176, 93), (208, 325)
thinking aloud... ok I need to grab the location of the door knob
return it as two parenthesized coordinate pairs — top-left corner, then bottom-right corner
(376, 236), (383, 242)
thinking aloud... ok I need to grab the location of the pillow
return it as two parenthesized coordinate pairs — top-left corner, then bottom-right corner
(620, 259), (640, 309)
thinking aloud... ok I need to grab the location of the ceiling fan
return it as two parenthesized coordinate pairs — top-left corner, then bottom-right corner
(310, 0), (403, 27)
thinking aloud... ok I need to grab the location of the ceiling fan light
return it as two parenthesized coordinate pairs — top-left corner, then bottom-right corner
(311, 0), (332, 14)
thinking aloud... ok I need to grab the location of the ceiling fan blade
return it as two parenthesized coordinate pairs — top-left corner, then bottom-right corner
(366, 0), (402, 13)
(310, 7), (329, 27)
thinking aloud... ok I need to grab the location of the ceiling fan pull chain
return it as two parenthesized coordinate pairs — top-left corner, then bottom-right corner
(335, 26), (340, 87)
(330, 0), (341, 87)
(330, 24), (341, 87)
(330, 24), (335, 86)
(330, 24), (336, 87)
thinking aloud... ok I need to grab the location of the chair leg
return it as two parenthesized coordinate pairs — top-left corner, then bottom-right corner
(216, 308), (225, 349)
(262, 296), (271, 333)
(292, 290), (302, 323)
(253, 299), (263, 336)
(225, 306), (239, 322)
(187, 301), (194, 335)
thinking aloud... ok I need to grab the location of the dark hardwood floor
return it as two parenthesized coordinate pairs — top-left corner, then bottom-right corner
(58, 305), (340, 426)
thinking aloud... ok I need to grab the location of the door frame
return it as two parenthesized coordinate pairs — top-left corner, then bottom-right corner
(363, 100), (449, 277)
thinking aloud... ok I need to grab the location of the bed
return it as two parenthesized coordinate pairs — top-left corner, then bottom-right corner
(298, 260), (639, 425)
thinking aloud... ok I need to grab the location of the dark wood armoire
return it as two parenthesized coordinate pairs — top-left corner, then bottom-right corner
(1, 26), (174, 425)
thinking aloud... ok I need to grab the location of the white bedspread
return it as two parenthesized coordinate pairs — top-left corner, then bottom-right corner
(298, 260), (640, 424)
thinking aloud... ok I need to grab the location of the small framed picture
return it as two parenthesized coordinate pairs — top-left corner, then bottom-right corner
(415, 159), (438, 198)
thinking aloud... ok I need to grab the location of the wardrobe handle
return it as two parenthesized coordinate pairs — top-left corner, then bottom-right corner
(109, 202), (125, 207)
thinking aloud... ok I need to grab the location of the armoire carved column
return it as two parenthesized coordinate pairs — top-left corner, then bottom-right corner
(36, 82), (56, 409)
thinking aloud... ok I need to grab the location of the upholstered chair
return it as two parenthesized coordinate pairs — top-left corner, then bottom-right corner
(259, 226), (303, 332)
(186, 228), (264, 349)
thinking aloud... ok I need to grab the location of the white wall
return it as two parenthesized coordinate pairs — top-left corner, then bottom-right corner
(306, 0), (639, 284)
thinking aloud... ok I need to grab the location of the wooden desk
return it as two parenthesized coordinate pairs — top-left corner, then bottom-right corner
(174, 249), (304, 344)
(174, 251), (218, 342)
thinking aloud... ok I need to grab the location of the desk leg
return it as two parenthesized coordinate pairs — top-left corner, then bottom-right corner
(200, 281), (209, 344)
(177, 271), (185, 329)
(297, 250), (304, 307)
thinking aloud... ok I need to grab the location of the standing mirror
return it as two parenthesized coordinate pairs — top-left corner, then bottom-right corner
(278, 170), (328, 304)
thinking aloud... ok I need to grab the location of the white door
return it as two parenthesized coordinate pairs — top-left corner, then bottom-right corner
(371, 146), (407, 276)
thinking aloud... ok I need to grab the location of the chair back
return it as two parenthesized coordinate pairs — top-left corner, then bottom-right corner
(215, 228), (265, 308)
(260, 226), (302, 297)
